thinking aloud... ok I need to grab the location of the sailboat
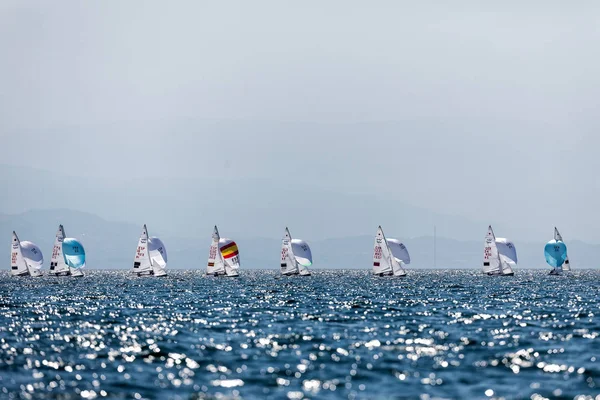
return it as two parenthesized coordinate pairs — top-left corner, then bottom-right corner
(280, 227), (312, 276)
(546, 231), (568, 275)
(483, 225), (516, 276)
(49, 225), (84, 277)
(132, 224), (168, 277)
(206, 226), (240, 277)
(553, 227), (571, 272)
(372, 226), (410, 277)
(11, 231), (43, 277)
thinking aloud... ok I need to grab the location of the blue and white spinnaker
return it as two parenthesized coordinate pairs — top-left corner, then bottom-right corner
(62, 238), (86, 269)
(545, 239), (567, 275)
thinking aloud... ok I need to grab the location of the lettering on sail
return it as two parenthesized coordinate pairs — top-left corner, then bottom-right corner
(281, 247), (288, 261)
(374, 246), (383, 260)
(484, 247), (492, 260)
(136, 246), (145, 259)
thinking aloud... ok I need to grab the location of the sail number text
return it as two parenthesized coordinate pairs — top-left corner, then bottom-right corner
(374, 246), (382, 260)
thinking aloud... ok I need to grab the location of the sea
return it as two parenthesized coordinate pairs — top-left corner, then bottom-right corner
(1, 270), (599, 400)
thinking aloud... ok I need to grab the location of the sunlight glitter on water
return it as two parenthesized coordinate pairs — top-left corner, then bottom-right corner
(0, 270), (599, 399)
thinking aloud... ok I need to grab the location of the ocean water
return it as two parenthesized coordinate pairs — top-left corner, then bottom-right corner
(1, 270), (599, 400)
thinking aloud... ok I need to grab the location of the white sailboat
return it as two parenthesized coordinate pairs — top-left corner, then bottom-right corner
(206, 226), (240, 277)
(49, 225), (84, 277)
(280, 227), (312, 276)
(554, 227), (571, 272)
(483, 225), (516, 276)
(11, 231), (43, 277)
(132, 224), (168, 277)
(372, 226), (409, 277)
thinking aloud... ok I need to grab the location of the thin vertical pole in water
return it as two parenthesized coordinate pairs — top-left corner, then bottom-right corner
(433, 225), (437, 268)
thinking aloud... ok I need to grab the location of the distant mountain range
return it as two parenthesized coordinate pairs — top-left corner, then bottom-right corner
(0, 164), (505, 243)
(2, 209), (598, 270)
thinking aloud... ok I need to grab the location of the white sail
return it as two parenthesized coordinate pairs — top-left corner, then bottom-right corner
(387, 238), (409, 276)
(280, 228), (312, 276)
(554, 227), (571, 271)
(10, 231), (28, 276)
(391, 256), (406, 276)
(220, 238), (240, 277)
(292, 239), (312, 276)
(281, 227), (299, 275)
(21, 240), (44, 277)
(373, 226), (394, 275)
(496, 238), (517, 275)
(133, 224), (152, 274)
(483, 225), (501, 274)
(49, 225), (70, 275)
(207, 226), (226, 275)
(149, 236), (168, 277)
(387, 238), (411, 265)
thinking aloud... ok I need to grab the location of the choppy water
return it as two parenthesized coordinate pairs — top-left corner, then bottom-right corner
(1, 270), (599, 400)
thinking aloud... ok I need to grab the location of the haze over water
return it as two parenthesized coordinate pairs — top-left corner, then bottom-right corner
(1, 270), (599, 399)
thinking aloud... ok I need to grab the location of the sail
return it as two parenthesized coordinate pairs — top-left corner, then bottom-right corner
(292, 239), (312, 275)
(148, 236), (168, 276)
(545, 239), (567, 269)
(62, 238), (86, 269)
(387, 238), (411, 265)
(373, 226), (393, 275)
(11, 232), (28, 276)
(291, 239), (312, 267)
(281, 228), (298, 275)
(483, 226), (501, 274)
(133, 225), (152, 273)
(21, 240), (44, 275)
(554, 227), (571, 271)
(220, 238), (240, 276)
(207, 226), (225, 275)
(554, 227), (563, 242)
(50, 225), (69, 274)
(391, 256), (407, 276)
(496, 238), (517, 275)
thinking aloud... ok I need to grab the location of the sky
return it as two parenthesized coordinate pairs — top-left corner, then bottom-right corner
(1, 1), (599, 242)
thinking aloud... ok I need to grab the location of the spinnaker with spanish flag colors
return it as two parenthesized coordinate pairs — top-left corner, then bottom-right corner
(207, 225), (240, 277)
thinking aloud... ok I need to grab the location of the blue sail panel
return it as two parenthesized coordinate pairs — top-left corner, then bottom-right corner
(62, 238), (86, 269)
(544, 240), (567, 268)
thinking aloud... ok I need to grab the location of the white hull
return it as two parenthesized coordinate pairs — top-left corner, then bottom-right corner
(373, 271), (406, 277)
(282, 271), (311, 277)
(485, 271), (514, 276)
(206, 272), (239, 277)
(134, 270), (166, 277)
(13, 270), (42, 277)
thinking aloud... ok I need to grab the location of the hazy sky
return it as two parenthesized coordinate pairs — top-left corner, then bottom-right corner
(1, 1), (599, 241)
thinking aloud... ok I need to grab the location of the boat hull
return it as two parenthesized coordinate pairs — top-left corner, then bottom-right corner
(486, 272), (514, 276)
(206, 273), (238, 278)
(375, 272), (406, 277)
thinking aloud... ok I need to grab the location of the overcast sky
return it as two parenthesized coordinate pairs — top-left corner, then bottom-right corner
(1, 1), (599, 241)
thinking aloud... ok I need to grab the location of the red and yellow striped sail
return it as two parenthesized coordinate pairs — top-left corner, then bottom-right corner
(220, 241), (239, 259)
